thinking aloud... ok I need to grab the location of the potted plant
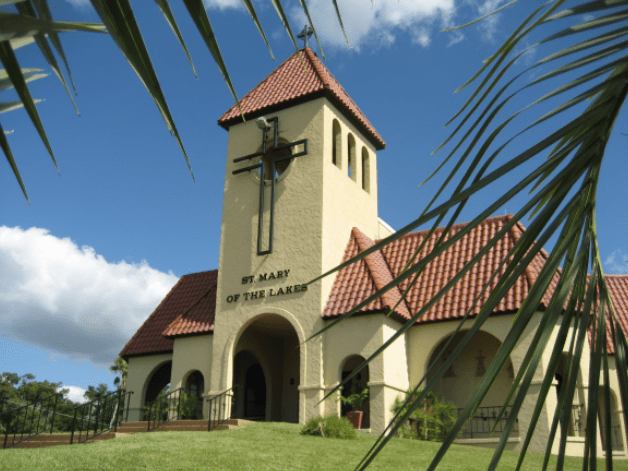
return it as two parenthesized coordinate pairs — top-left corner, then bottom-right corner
(337, 385), (369, 429)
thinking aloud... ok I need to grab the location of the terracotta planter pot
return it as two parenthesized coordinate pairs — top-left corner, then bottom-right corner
(346, 411), (363, 429)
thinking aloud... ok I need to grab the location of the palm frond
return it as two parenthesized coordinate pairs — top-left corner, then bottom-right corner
(339, 1), (628, 469)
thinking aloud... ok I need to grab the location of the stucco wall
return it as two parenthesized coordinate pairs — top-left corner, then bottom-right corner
(170, 335), (213, 418)
(126, 353), (172, 421)
(212, 96), (384, 426)
(323, 314), (408, 434)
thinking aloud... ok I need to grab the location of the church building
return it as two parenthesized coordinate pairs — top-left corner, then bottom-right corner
(120, 47), (628, 457)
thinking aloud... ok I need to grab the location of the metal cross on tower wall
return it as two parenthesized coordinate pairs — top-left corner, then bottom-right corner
(232, 117), (308, 256)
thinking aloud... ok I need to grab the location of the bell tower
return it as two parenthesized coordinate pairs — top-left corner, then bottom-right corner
(210, 47), (386, 421)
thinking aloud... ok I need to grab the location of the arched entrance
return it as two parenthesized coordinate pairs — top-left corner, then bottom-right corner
(143, 361), (172, 419)
(341, 355), (370, 428)
(232, 314), (300, 422)
(427, 331), (516, 438)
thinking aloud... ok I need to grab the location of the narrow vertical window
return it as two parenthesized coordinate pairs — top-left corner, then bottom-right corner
(361, 147), (370, 193)
(347, 133), (356, 181)
(332, 119), (341, 168)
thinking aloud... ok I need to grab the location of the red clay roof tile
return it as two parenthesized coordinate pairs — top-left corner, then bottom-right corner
(120, 270), (217, 358)
(218, 48), (385, 150)
(599, 275), (628, 355)
(323, 215), (558, 323)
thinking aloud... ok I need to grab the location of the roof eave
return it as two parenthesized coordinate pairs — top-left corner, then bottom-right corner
(163, 328), (214, 340)
(122, 348), (174, 362)
(218, 92), (386, 151)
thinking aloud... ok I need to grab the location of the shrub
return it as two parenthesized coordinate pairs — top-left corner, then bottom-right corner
(301, 416), (326, 436)
(335, 385), (369, 412)
(391, 389), (457, 442)
(301, 415), (357, 439)
(179, 392), (201, 419)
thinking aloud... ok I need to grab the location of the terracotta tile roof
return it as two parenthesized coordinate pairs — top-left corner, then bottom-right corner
(218, 48), (385, 150)
(323, 215), (558, 323)
(599, 275), (628, 355)
(323, 228), (411, 320)
(120, 270), (217, 358)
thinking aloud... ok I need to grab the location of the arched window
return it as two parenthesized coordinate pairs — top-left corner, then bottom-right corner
(332, 120), (341, 168)
(361, 147), (370, 192)
(347, 133), (356, 181)
(599, 386), (625, 451)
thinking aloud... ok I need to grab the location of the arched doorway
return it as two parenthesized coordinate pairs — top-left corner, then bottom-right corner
(427, 331), (516, 438)
(143, 361), (172, 419)
(245, 363), (266, 418)
(599, 386), (624, 451)
(184, 370), (205, 419)
(555, 352), (586, 437)
(232, 314), (300, 422)
(341, 355), (370, 428)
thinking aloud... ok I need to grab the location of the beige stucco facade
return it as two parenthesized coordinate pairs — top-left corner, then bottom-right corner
(123, 81), (626, 459)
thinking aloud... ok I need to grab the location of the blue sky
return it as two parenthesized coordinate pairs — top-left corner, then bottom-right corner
(1, 0), (626, 403)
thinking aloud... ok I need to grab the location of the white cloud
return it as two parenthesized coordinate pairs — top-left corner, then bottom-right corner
(290, 0), (457, 51)
(64, 0), (93, 9)
(605, 250), (628, 275)
(64, 385), (87, 404)
(204, 0), (242, 10)
(476, 0), (505, 42)
(203, 0), (464, 50)
(0, 226), (179, 366)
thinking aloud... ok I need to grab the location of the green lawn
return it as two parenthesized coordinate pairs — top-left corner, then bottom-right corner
(2, 422), (627, 470)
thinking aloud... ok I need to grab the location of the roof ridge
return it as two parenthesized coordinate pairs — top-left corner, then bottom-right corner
(351, 227), (411, 320)
(303, 48), (330, 89)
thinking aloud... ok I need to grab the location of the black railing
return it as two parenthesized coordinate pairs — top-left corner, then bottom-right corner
(611, 425), (625, 451)
(457, 405), (519, 439)
(146, 388), (183, 432)
(2, 393), (61, 449)
(70, 389), (133, 444)
(570, 404), (585, 436)
(207, 384), (239, 431)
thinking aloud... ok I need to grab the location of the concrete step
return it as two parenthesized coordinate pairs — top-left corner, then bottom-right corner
(115, 418), (250, 433)
(3, 419), (251, 449)
(4, 432), (129, 449)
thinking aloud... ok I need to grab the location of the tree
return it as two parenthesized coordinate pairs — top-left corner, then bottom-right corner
(83, 383), (110, 402)
(3, 1), (627, 469)
(0, 372), (76, 433)
(109, 357), (128, 391)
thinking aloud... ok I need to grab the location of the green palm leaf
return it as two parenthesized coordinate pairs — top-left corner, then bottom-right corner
(310, 1), (628, 470)
(182, 0), (241, 116)
(0, 119), (28, 202)
(0, 39), (57, 171)
(89, 0), (194, 180)
(153, 0), (198, 78)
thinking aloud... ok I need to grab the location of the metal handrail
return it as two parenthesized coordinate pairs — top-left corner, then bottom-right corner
(70, 389), (133, 444)
(456, 405), (519, 439)
(146, 388), (183, 432)
(570, 404), (585, 435)
(207, 384), (240, 431)
(2, 393), (61, 449)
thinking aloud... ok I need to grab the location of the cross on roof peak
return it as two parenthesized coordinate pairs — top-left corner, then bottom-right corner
(298, 24), (313, 49)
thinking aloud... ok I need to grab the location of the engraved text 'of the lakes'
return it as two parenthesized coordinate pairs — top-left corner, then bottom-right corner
(226, 269), (307, 303)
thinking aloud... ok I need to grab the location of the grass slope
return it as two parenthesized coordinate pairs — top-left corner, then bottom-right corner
(2, 422), (627, 470)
